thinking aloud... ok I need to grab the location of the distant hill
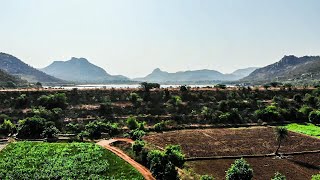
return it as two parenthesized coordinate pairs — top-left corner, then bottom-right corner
(41, 57), (130, 83)
(230, 67), (259, 78)
(242, 55), (320, 83)
(134, 68), (240, 83)
(0, 69), (27, 86)
(0, 53), (64, 84)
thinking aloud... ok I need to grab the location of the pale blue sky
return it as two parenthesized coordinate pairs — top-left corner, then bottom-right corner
(1, 0), (320, 78)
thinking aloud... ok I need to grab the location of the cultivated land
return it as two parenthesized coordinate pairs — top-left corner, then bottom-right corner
(144, 127), (320, 179)
(143, 127), (320, 157)
(1, 86), (320, 179)
(286, 123), (320, 138)
(0, 142), (144, 179)
(188, 153), (320, 180)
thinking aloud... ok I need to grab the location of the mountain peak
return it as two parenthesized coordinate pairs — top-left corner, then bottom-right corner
(70, 57), (89, 63)
(152, 68), (163, 73)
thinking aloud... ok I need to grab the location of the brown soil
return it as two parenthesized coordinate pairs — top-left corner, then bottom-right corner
(187, 153), (320, 180)
(97, 139), (155, 180)
(143, 127), (320, 157)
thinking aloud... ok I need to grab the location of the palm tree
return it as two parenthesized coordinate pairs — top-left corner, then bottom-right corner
(274, 127), (288, 155)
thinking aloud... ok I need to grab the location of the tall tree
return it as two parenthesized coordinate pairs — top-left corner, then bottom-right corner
(274, 127), (288, 155)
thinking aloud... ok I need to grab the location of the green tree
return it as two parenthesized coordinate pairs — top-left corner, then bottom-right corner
(132, 140), (145, 155)
(16, 116), (46, 139)
(164, 145), (185, 168)
(274, 127), (288, 155)
(129, 129), (146, 140)
(140, 82), (160, 92)
(309, 110), (320, 124)
(41, 125), (60, 139)
(0, 120), (16, 136)
(126, 116), (139, 130)
(226, 158), (253, 180)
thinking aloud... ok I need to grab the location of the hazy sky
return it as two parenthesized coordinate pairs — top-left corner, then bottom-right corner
(1, 0), (320, 78)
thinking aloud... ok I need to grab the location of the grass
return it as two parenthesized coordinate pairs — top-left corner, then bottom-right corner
(0, 141), (144, 180)
(286, 123), (320, 138)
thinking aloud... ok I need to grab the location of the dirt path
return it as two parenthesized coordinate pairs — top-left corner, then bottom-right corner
(97, 138), (155, 180)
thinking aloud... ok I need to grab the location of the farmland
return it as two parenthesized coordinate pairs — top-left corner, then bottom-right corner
(143, 127), (320, 157)
(0, 142), (144, 179)
(0, 86), (320, 179)
(286, 123), (320, 138)
(144, 127), (320, 179)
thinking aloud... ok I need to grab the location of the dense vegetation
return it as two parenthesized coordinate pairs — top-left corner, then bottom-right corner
(1, 86), (320, 137)
(0, 142), (144, 179)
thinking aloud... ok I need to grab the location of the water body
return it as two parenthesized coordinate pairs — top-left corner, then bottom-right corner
(44, 84), (220, 89)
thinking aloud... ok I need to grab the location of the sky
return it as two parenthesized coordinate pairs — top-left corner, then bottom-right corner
(1, 0), (320, 78)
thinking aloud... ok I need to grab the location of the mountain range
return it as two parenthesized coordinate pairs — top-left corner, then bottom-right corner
(134, 67), (257, 83)
(2, 51), (320, 85)
(0, 53), (64, 84)
(242, 55), (320, 83)
(41, 57), (129, 83)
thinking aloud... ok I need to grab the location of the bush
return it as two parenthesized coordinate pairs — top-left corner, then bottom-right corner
(154, 121), (167, 132)
(37, 93), (67, 109)
(85, 120), (119, 139)
(129, 129), (146, 140)
(164, 145), (185, 168)
(126, 116), (139, 130)
(41, 125), (60, 139)
(254, 105), (282, 122)
(309, 110), (320, 124)
(0, 120), (16, 135)
(132, 140), (145, 155)
(200, 175), (214, 180)
(147, 150), (178, 180)
(226, 158), (253, 180)
(16, 116), (46, 139)
(15, 94), (28, 108)
(271, 172), (286, 180)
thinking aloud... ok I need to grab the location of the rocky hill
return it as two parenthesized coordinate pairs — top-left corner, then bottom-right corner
(0, 69), (27, 86)
(0, 53), (64, 84)
(242, 55), (320, 83)
(231, 67), (258, 78)
(41, 57), (129, 83)
(134, 68), (239, 83)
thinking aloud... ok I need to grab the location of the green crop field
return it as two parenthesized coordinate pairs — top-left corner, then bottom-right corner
(0, 142), (144, 180)
(286, 123), (320, 138)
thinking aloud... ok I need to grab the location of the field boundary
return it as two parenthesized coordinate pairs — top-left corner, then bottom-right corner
(185, 149), (320, 161)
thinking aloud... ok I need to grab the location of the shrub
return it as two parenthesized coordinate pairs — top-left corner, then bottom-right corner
(200, 175), (214, 180)
(271, 172), (286, 180)
(16, 116), (46, 139)
(226, 158), (253, 180)
(126, 116), (139, 130)
(85, 120), (119, 139)
(132, 140), (145, 155)
(0, 120), (16, 135)
(147, 150), (178, 180)
(154, 121), (167, 132)
(41, 125), (60, 139)
(309, 110), (320, 124)
(15, 94), (28, 108)
(164, 145), (185, 168)
(37, 93), (67, 109)
(129, 129), (146, 140)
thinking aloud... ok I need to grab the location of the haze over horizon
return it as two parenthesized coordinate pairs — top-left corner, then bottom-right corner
(1, 0), (320, 78)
